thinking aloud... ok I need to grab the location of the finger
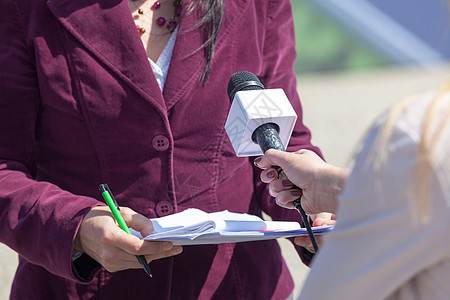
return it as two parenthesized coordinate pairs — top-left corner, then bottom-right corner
(293, 236), (308, 248)
(324, 219), (336, 226)
(255, 149), (291, 169)
(117, 233), (175, 256)
(268, 183), (278, 198)
(144, 245), (183, 262)
(117, 207), (175, 255)
(97, 240), (183, 272)
(275, 189), (302, 209)
(105, 246), (184, 272)
(267, 172), (293, 194)
(312, 217), (336, 227)
(109, 243), (180, 262)
(102, 253), (153, 272)
(88, 240), (143, 272)
(294, 235), (324, 252)
(102, 219), (173, 257)
(312, 217), (327, 227)
(253, 156), (264, 168)
(260, 168), (279, 183)
(120, 207), (155, 237)
(310, 212), (336, 226)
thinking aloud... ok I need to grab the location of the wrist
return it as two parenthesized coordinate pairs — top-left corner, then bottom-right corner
(329, 166), (350, 211)
(315, 165), (349, 214)
(329, 166), (350, 194)
(73, 230), (83, 253)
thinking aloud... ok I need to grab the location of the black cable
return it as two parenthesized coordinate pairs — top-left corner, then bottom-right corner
(274, 166), (319, 253)
(293, 198), (319, 253)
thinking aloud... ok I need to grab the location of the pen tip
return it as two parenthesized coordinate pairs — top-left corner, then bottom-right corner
(145, 269), (153, 278)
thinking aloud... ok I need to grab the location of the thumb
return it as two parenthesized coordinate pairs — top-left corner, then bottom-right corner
(255, 149), (293, 169)
(120, 207), (155, 237)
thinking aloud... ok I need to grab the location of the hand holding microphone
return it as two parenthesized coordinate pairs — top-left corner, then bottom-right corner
(256, 148), (346, 216)
(255, 149), (340, 251)
(225, 71), (322, 252)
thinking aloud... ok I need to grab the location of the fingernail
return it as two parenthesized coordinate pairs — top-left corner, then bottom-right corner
(291, 190), (302, 196)
(306, 246), (315, 253)
(266, 171), (275, 179)
(282, 180), (293, 187)
(164, 243), (173, 250)
(253, 156), (262, 166)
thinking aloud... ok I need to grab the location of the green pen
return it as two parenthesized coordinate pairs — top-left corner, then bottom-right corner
(99, 184), (152, 277)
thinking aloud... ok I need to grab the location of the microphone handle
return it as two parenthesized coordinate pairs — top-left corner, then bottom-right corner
(252, 123), (285, 152)
(253, 124), (319, 252)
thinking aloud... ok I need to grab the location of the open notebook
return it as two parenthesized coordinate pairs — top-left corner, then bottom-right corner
(130, 208), (333, 245)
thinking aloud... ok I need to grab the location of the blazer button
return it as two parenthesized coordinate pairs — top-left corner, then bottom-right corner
(152, 135), (169, 151)
(155, 201), (174, 217)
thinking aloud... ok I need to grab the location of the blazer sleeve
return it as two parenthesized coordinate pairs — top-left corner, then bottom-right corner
(252, 0), (323, 265)
(0, 0), (102, 282)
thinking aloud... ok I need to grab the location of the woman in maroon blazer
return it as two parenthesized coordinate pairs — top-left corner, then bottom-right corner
(0, 0), (323, 298)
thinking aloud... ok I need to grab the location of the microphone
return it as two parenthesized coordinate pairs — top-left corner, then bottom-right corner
(225, 71), (297, 157)
(225, 71), (319, 253)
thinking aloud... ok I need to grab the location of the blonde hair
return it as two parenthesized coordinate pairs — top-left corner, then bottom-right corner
(371, 83), (450, 223)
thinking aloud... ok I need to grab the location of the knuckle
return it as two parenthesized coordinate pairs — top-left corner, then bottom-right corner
(268, 185), (275, 196)
(269, 189), (278, 198)
(275, 195), (285, 207)
(297, 149), (307, 155)
(121, 207), (133, 216)
(101, 230), (116, 244)
(104, 265), (118, 273)
(265, 148), (276, 156)
(277, 191), (287, 202)
(130, 243), (141, 254)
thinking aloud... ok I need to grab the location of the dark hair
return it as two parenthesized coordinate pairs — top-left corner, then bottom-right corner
(185, 0), (224, 84)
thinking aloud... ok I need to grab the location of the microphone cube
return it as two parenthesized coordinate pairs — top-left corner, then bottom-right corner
(225, 89), (297, 157)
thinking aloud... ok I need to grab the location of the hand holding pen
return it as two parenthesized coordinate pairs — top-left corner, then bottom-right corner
(73, 185), (182, 275)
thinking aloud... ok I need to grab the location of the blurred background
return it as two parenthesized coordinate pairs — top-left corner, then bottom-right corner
(1, 0), (449, 298)
(282, 0), (450, 298)
(293, 0), (450, 74)
(289, 0), (450, 167)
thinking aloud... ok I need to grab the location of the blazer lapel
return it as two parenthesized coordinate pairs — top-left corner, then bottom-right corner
(47, 0), (167, 114)
(163, 0), (249, 110)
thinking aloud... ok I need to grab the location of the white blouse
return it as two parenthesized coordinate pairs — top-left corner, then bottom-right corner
(300, 88), (450, 300)
(148, 27), (178, 92)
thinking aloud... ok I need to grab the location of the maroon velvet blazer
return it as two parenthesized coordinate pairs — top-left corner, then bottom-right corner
(0, 0), (321, 298)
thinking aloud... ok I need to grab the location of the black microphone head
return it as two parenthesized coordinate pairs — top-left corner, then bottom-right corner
(227, 71), (265, 103)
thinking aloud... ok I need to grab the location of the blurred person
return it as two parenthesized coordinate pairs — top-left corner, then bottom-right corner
(0, 0), (327, 299)
(256, 83), (450, 299)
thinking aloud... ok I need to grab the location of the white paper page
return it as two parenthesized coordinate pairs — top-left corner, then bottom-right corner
(264, 221), (301, 231)
(150, 208), (211, 233)
(209, 210), (267, 231)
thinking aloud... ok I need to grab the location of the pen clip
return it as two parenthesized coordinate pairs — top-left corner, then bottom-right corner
(99, 183), (120, 211)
